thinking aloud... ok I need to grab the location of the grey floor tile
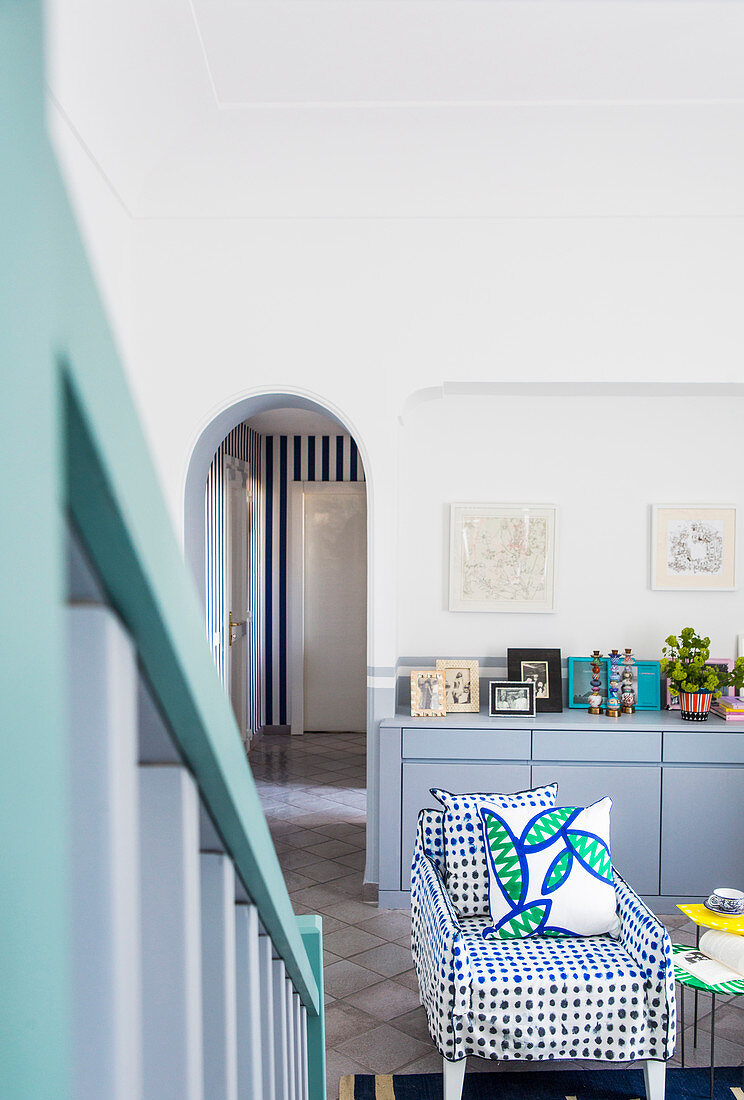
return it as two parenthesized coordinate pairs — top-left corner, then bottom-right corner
(344, 978), (422, 1021)
(324, 1001), (380, 1046)
(352, 942), (414, 978)
(323, 960), (382, 999)
(358, 911), (411, 942)
(390, 1006), (434, 1044)
(335, 1023), (431, 1073)
(324, 925), (386, 957)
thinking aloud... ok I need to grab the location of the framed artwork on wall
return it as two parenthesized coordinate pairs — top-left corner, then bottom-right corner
(488, 680), (536, 718)
(651, 505), (736, 591)
(507, 648), (563, 713)
(666, 657), (732, 709)
(410, 670), (446, 718)
(449, 503), (557, 613)
(436, 659), (479, 713)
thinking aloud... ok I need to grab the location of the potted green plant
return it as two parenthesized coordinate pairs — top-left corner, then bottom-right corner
(661, 627), (744, 721)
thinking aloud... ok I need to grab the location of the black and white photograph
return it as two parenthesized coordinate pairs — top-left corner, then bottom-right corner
(436, 659), (480, 713)
(507, 648), (563, 712)
(489, 680), (536, 718)
(522, 659), (549, 699)
(410, 670), (447, 718)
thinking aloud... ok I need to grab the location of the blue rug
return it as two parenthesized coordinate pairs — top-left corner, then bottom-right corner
(339, 1066), (744, 1100)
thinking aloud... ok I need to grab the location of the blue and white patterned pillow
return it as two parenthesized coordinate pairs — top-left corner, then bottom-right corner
(479, 796), (621, 939)
(430, 784), (558, 917)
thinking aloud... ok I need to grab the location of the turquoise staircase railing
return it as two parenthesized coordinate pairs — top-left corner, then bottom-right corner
(0, 3), (325, 1097)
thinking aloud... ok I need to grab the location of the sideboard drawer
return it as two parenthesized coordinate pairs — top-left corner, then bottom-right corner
(402, 727), (531, 761)
(663, 731), (744, 764)
(533, 729), (661, 763)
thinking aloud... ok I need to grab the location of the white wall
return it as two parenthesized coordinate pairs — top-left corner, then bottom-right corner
(398, 393), (744, 662)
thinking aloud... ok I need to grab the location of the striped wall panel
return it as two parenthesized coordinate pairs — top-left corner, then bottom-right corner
(206, 427), (364, 732)
(263, 434), (364, 727)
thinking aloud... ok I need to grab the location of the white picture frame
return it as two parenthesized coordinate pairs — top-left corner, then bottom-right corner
(651, 504), (736, 591)
(449, 503), (557, 613)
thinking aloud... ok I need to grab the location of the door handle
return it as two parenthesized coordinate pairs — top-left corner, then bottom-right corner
(229, 610), (246, 646)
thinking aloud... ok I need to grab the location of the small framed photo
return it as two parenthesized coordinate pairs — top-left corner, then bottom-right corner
(410, 670), (446, 718)
(666, 658), (732, 709)
(449, 503), (557, 613)
(436, 659), (479, 713)
(507, 648), (562, 713)
(489, 680), (536, 718)
(652, 505), (736, 591)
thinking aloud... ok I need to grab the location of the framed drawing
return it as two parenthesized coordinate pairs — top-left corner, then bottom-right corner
(488, 681), (536, 718)
(449, 503), (557, 613)
(652, 505), (736, 591)
(410, 670), (446, 718)
(436, 659), (479, 713)
(666, 658), (732, 710)
(507, 648), (563, 713)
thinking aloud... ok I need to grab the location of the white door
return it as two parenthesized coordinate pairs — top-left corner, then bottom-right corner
(224, 456), (250, 741)
(302, 484), (366, 732)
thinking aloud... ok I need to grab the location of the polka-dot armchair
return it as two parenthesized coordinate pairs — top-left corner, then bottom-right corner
(410, 809), (676, 1100)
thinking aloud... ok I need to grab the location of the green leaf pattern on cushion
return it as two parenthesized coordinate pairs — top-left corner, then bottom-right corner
(542, 848), (572, 893)
(566, 830), (613, 884)
(492, 901), (550, 939)
(482, 812), (524, 904)
(522, 806), (577, 848)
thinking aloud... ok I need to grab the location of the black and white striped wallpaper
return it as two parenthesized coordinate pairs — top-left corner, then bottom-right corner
(206, 428), (364, 734)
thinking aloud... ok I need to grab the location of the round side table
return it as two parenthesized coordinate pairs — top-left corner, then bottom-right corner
(674, 904), (744, 1100)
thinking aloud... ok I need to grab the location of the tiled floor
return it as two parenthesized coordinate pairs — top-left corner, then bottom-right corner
(249, 731), (744, 1099)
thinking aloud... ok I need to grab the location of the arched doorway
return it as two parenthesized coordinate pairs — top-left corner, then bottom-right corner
(183, 390), (375, 887)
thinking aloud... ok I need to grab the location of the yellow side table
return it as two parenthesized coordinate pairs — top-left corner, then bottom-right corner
(676, 903), (744, 1082)
(677, 903), (744, 937)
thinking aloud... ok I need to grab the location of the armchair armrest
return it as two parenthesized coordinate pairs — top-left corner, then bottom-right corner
(411, 848), (472, 1018)
(614, 870), (676, 1056)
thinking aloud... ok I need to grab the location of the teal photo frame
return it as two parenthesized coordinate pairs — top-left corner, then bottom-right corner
(568, 656), (661, 710)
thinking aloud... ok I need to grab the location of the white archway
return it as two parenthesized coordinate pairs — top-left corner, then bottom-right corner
(183, 388), (378, 892)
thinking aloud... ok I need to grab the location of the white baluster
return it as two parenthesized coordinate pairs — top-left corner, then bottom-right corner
(258, 935), (276, 1100)
(293, 992), (303, 1100)
(272, 958), (289, 1099)
(200, 853), (238, 1100)
(68, 606), (142, 1100)
(139, 765), (203, 1100)
(285, 976), (296, 1100)
(235, 903), (262, 1099)
(300, 1004), (309, 1100)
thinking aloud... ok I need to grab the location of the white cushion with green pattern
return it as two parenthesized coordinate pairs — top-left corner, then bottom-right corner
(479, 796), (621, 939)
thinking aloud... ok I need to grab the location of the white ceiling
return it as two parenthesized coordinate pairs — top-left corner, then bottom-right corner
(246, 408), (346, 435)
(45, 0), (744, 219)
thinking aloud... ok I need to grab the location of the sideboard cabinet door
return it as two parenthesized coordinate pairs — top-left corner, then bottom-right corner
(401, 763), (531, 888)
(531, 764), (660, 896)
(661, 766), (744, 896)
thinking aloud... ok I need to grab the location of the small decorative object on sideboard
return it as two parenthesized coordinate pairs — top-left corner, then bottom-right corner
(621, 648), (636, 713)
(588, 650), (604, 714)
(605, 649), (621, 717)
(710, 695), (744, 721)
(488, 680), (536, 718)
(506, 648), (563, 713)
(660, 627), (744, 722)
(410, 670), (447, 718)
(435, 659), (479, 714)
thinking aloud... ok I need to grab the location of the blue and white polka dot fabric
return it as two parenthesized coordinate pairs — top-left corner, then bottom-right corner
(411, 808), (676, 1064)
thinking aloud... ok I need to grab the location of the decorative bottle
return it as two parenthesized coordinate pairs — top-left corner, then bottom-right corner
(621, 648), (636, 714)
(588, 650), (603, 714)
(606, 650), (621, 717)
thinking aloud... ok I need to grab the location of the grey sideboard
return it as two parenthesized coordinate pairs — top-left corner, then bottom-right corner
(378, 710), (744, 911)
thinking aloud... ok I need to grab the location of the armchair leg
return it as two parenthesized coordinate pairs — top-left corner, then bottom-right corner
(443, 1056), (466, 1100)
(643, 1059), (666, 1100)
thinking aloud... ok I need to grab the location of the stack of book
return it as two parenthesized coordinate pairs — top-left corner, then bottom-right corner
(710, 695), (744, 721)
